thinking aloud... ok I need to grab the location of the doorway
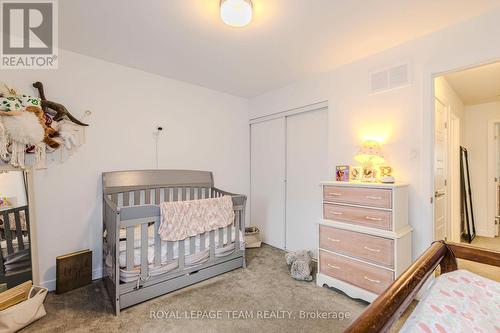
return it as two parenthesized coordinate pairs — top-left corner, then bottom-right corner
(250, 103), (329, 254)
(433, 61), (500, 257)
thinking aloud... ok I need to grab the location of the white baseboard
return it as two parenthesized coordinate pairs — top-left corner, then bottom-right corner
(40, 268), (103, 291)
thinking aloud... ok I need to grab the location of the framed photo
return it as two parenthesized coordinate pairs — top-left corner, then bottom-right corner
(336, 165), (350, 182)
(362, 168), (377, 182)
(350, 166), (362, 181)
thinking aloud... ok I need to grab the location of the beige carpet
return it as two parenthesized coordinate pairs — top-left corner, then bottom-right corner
(22, 245), (367, 333)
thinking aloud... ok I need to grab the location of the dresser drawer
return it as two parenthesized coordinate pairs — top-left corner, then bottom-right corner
(323, 186), (392, 209)
(323, 203), (392, 230)
(319, 225), (394, 268)
(319, 250), (394, 294)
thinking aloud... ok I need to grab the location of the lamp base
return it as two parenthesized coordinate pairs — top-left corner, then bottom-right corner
(380, 175), (395, 183)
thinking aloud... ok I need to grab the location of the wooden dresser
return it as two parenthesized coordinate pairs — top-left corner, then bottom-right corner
(317, 181), (412, 302)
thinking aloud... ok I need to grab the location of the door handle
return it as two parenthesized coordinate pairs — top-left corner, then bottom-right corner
(434, 191), (445, 198)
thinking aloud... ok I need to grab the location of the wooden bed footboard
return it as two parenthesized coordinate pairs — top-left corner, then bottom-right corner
(344, 241), (500, 333)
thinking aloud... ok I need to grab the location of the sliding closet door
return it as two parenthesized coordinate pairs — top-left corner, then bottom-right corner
(250, 118), (286, 249)
(286, 108), (328, 253)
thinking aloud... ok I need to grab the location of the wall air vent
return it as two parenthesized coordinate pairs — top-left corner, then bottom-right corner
(370, 63), (411, 94)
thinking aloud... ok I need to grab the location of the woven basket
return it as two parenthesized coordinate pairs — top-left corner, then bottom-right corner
(245, 227), (262, 248)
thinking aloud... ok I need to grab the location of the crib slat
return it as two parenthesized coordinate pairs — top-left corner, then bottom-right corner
(173, 188), (179, 201)
(126, 227), (134, 271)
(181, 188), (187, 201)
(134, 191), (140, 205)
(209, 230), (215, 260)
(140, 223), (149, 280)
(218, 228), (224, 248)
(190, 236), (196, 254)
(2, 212), (14, 254)
(190, 188), (195, 200)
(227, 225), (232, 247)
(123, 192), (130, 207)
(111, 193), (118, 204)
(167, 241), (174, 262)
(178, 240), (185, 269)
(163, 188), (170, 202)
(235, 210), (240, 250)
(155, 188), (161, 204)
(25, 208), (31, 249)
(200, 233), (206, 251)
(145, 189), (151, 204)
(154, 219), (161, 266)
(14, 210), (24, 251)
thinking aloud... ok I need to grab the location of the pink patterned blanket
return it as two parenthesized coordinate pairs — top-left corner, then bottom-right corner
(158, 196), (235, 241)
(400, 269), (500, 333)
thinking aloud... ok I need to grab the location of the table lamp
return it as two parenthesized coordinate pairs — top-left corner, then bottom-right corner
(354, 140), (385, 182)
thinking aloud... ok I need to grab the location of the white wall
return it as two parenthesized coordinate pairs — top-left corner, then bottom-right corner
(464, 101), (500, 237)
(0, 171), (27, 206)
(249, 9), (500, 259)
(0, 49), (249, 290)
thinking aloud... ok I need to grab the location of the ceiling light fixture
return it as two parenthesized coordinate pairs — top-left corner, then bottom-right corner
(220, 0), (252, 27)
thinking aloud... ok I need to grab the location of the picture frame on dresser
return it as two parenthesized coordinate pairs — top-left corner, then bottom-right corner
(317, 181), (412, 303)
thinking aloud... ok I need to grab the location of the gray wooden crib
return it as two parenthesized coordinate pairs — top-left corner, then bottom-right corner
(102, 170), (246, 315)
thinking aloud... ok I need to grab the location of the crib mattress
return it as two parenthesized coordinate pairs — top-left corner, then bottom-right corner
(106, 227), (244, 283)
(117, 226), (243, 268)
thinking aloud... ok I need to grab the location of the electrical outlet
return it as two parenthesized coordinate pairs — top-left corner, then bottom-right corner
(155, 125), (165, 133)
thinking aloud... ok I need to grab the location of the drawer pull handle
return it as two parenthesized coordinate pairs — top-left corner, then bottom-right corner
(327, 237), (340, 243)
(327, 264), (340, 270)
(364, 276), (381, 284)
(330, 211), (343, 216)
(365, 216), (382, 221)
(328, 193), (342, 197)
(364, 246), (380, 253)
(366, 196), (382, 200)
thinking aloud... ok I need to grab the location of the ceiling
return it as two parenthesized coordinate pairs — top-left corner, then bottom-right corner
(444, 61), (500, 105)
(59, 0), (500, 98)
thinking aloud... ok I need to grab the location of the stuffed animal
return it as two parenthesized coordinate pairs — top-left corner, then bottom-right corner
(0, 84), (41, 114)
(25, 106), (60, 149)
(1, 110), (45, 168)
(285, 250), (313, 281)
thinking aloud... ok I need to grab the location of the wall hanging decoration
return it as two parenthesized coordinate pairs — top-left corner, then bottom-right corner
(0, 82), (88, 169)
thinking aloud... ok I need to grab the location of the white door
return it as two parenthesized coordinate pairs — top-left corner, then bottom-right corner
(434, 98), (448, 240)
(250, 118), (286, 249)
(286, 108), (328, 253)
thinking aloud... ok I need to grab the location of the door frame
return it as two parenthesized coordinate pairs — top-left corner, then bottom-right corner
(487, 119), (500, 237)
(428, 57), (500, 244)
(249, 100), (329, 250)
(449, 113), (461, 242)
